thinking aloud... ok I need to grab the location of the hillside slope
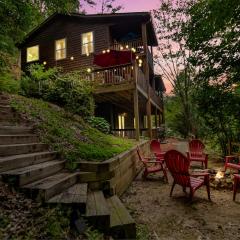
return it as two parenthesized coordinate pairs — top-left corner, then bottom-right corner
(9, 95), (135, 168)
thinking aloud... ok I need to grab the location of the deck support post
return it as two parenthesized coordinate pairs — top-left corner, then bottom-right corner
(142, 23), (152, 139)
(133, 62), (140, 141)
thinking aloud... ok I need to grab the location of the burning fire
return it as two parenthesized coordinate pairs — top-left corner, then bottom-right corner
(215, 171), (224, 180)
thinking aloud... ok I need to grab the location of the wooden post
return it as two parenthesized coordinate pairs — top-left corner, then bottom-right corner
(155, 107), (158, 128)
(142, 23), (152, 139)
(133, 62), (140, 141)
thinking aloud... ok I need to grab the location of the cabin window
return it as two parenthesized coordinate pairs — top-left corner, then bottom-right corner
(82, 32), (94, 55)
(55, 38), (66, 60)
(26, 45), (39, 62)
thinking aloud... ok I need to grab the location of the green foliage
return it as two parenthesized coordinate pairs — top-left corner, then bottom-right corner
(87, 116), (110, 134)
(46, 70), (95, 117)
(10, 95), (135, 166)
(136, 224), (151, 240)
(0, 71), (19, 94)
(85, 227), (104, 240)
(20, 64), (58, 98)
(21, 64), (94, 118)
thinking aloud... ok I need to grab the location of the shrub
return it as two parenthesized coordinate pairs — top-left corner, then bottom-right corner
(0, 71), (20, 93)
(20, 64), (94, 117)
(46, 71), (94, 117)
(87, 116), (110, 134)
(20, 64), (58, 98)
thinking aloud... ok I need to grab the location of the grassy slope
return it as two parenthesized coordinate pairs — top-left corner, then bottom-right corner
(10, 95), (135, 168)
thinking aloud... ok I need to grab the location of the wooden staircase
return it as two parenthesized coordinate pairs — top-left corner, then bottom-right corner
(0, 94), (136, 239)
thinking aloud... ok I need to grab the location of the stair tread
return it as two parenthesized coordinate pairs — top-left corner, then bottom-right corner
(0, 151), (57, 162)
(0, 142), (45, 147)
(0, 134), (37, 137)
(23, 172), (78, 190)
(2, 160), (65, 175)
(48, 183), (88, 204)
(107, 196), (135, 227)
(86, 191), (110, 217)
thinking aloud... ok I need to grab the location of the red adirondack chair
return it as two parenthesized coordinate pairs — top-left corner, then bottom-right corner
(187, 139), (208, 169)
(233, 174), (240, 201)
(137, 147), (168, 182)
(164, 150), (211, 201)
(150, 140), (165, 161)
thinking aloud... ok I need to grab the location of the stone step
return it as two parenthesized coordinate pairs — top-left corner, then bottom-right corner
(22, 172), (78, 201)
(0, 143), (48, 157)
(0, 126), (33, 135)
(0, 151), (58, 173)
(0, 105), (12, 111)
(0, 111), (16, 119)
(48, 183), (88, 213)
(86, 191), (110, 232)
(0, 134), (39, 145)
(1, 160), (65, 186)
(107, 196), (136, 239)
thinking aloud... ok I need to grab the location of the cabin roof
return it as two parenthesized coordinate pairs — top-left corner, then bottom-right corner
(18, 12), (158, 48)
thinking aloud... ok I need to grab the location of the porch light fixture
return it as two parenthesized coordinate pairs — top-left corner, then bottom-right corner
(70, 56), (74, 60)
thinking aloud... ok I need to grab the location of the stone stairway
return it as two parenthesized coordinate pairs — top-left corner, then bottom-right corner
(0, 94), (136, 239)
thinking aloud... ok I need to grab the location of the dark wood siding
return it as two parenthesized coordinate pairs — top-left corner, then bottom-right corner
(21, 17), (110, 72)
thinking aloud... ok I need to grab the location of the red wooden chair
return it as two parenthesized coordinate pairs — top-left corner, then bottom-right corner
(137, 147), (168, 182)
(233, 174), (240, 201)
(150, 140), (165, 161)
(187, 139), (208, 169)
(224, 156), (240, 172)
(164, 150), (211, 201)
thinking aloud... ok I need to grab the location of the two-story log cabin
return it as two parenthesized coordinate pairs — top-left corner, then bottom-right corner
(19, 12), (165, 140)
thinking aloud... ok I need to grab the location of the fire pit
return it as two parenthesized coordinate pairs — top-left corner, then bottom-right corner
(209, 169), (234, 190)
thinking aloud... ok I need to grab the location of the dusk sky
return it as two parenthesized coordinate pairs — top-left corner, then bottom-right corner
(85, 0), (160, 14)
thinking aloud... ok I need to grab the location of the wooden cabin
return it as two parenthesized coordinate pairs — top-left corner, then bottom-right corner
(19, 12), (165, 140)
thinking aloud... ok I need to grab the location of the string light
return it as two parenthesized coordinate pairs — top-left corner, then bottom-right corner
(102, 50), (106, 54)
(131, 48), (136, 53)
(126, 45), (129, 49)
(136, 56), (139, 59)
(139, 59), (143, 64)
(43, 61), (47, 65)
(120, 46), (124, 50)
(70, 56), (74, 60)
(107, 49), (110, 53)
(87, 68), (91, 73)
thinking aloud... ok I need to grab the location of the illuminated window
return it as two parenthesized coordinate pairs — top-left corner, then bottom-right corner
(27, 45), (39, 62)
(55, 38), (66, 60)
(118, 114), (125, 130)
(82, 32), (94, 55)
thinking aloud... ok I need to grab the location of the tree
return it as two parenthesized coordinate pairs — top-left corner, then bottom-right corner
(185, 0), (240, 154)
(186, 0), (240, 87)
(93, 0), (123, 14)
(153, 0), (196, 137)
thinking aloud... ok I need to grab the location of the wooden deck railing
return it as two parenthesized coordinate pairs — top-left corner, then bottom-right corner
(137, 66), (148, 93)
(91, 64), (134, 85)
(111, 39), (144, 53)
(150, 86), (162, 107)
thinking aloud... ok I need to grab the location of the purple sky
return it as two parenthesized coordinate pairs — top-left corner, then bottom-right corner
(84, 0), (160, 13)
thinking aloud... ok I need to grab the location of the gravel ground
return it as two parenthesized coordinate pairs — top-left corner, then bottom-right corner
(121, 140), (240, 240)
